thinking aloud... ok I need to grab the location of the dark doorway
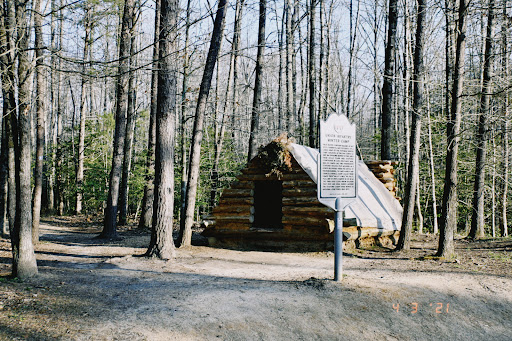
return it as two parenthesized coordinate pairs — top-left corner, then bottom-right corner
(252, 180), (283, 229)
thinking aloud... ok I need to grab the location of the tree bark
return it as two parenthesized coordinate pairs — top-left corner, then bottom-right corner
(76, 4), (92, 215)
(285, 0), (294, 132)
(0, 0), (15, 238)
(210, 0), (245, 210)
(119, 32), (138, 226)
(145, 0), (179, 260)
(179, 0), (228, 247)
(397, 0), (427, 251)
(102, 0), (135, 239)
(469, 0), (495, 239)
(0, 120), (8, 238)
(12, 0), (38, 278)
(56, 2), (64, 215)
(308, 0), (316, 147)
(178, 0), (192, 231)
(381, 0), (398, 160)
(438, 0), (468, 258)
(138, 0), (160, 230)
(500, 0), (509, 237)
(248, 0), (266, 161)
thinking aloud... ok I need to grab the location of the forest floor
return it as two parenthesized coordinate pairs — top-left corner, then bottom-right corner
(0, 216), (511, 340)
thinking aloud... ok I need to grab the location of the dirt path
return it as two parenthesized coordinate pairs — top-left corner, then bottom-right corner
(1, 216), (511, 340)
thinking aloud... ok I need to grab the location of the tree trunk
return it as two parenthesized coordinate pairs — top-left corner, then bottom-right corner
(248, 0), (266, 161)
(380, 0), (398, 160)
(230, 0), (245, 145)
(500, 0), (509, 237)
(102, 0), (135, 239)
(396, 0), (427, 251)
(438, 0), (468, 258)
(12, 0), (38, 278)
(308, 0), (316, 147)
(0, 120), (8, 238)
(211, 0), (245, 210)
(179, 0), (228, 247)
(469, 0), (495, 239)
(119, 32), (137, 226)
(55, 0), (64, 216)
(32, 0), (46, 243)
(76, 4), (92, 215)
(145, 0), (179, 260)
(0, 0), (15, 238)
(285, 0), (294, 131)
(178, 0), (192, 231)
(426, 84), (439, 234)
(138, 0), (161, 230)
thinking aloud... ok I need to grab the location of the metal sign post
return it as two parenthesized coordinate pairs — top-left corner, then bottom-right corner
(317, 113), (357, 282)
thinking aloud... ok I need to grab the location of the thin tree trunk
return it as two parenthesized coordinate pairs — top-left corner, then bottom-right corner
(32, 0), (46, 243)
(492, 137), (496, 237)
(56, 6), (64, 216)
(0, 0), (15, 238)
(230, 0), (245, 144)
(308, 0), (316, 147)
(102, 0), (136, 239)
(178, 0), (192, 230)
(285, 0), (294, 131)
(211, 0), (244, 210)
(0, 120), (8, 238)
(179, 0), (228, 247)
(416, 175), (423, 234)
(346, 0), (360, 118)
(248, 0), (266, 161)
(119, 32), (138, 226)
(76, 4), (92, 215)
(427, 85), (439, 234)
(438, 0), (468, 258)
(469, 0), (495, 239)
(397, 0), (427, 251)
(138, 0), (161, 230)
(145, 0), (178, 260)
(381, 0), (398, 160)
(47, 0), (59, 213)
(500, 0), (509, 237)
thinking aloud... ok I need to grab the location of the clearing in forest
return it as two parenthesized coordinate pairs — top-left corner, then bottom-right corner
(0, 216), (511, 340)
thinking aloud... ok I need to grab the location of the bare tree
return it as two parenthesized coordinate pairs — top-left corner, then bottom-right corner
(11, 0), (38, 278)
(145, 0), (179, 259)
(102, 0), (136, 239)
(308, 0), (317, 147)
(179, 0), (228, 247)
(381, 0), (398, 160)
(138, 0), (161, 230)
(119, 30), (138, 226)
(438, 0), (469, 258)
(397, 0), (427, 251)
(469, 0), (496, 239)
(500, 0), (509, 237)
(76, 3), (93, 215)
(248, 0), (267, 161)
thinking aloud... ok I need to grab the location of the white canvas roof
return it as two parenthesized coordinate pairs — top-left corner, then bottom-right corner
(289, 143), (402, 231)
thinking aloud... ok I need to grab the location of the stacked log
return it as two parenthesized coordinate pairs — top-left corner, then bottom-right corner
(364, 160), (399, 198)
(203, 144), (401, 251)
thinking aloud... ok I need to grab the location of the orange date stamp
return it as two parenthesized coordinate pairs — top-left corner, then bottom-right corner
(393, 302), (450, 314)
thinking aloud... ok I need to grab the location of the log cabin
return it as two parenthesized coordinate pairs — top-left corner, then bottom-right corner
(202, 137), (402, 251)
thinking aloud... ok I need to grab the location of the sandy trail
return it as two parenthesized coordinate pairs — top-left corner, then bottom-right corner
(0, 217), (511, 340)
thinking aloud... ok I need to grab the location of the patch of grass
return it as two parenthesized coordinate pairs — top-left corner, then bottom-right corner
(488, 252), (512, 262)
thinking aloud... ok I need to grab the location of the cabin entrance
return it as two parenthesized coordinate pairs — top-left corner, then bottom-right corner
(252, 180), (283, 229)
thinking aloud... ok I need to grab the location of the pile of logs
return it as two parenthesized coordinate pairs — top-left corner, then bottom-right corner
(364, 160), (398, 199)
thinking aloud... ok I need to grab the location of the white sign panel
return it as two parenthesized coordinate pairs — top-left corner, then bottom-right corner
(317, 113), (357, 210)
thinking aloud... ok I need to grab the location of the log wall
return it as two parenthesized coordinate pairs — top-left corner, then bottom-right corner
(203, 157), (399, 251)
